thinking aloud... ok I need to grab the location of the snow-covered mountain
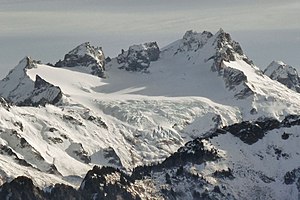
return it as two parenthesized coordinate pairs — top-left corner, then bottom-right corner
(0, 29), (300, 199)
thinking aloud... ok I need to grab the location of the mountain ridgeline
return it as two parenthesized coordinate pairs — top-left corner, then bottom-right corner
(0, 29), (299, 199)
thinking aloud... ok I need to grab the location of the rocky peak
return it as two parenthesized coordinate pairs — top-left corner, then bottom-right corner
(162, 30), (213, 56)
(161, 29), (255, 100)
(212, 29), (252, 71)
(0, 57), (63, 106)
(204, 29), (256, 99)
(116, 42), (160, 72)
(164, 29), (250, 65)
(12, 56), (39, 71)
(180, 30), (213, 52)
(21, 56), (39, 70)
(55, 42), (106, 77)
(264, 61), (300, 92)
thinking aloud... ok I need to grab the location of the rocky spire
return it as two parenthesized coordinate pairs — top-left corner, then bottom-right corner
(212, 28), (253, 72)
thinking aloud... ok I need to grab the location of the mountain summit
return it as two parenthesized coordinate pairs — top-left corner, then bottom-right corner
(55, 42), (106, 77)
(0, 57), (62, 106)
(264, 60), (300, 92)
(116, 41), (160, 72)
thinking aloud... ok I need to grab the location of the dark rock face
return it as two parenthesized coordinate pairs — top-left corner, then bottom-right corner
(217, 65), (253, 99)
(208, 29), (255, 99)
(225, 121), (267, 145)
(0, 57), (63, 107)
(212, 29), (252, 71)
(44, 184), (83, 200)
(224, 118), (281, 145)
(213, 168), (234, 180)
(22, 75), (62, 106)
(0, 176), (44, 200)
(82, 112), (108, 129)
(264, 61), (300, 92)
(62, 114), (83, 126)
(66, 143), (91, 164)
(102, 147), (123, 167)
(282, 115), (300, 127)
(284, 168), (300, 185)
(0, 97), (11, 110)
(55, 42), (106, 77)
(0, 166), (139, 200)
(223, 115), (300, 145)
(163, 138), (220, 167)
(284, 167), (300, 194)
(117, 42), (160, 72)
(132, 137), (221, 181)
(222, 67), (247, 89)
(79, 166), (140, 200)
(0, 177), (83, 200)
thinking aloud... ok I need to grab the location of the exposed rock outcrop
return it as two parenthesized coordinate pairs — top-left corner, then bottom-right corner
(0, 176), (45, 200)
(0, 57), (63, 106)
(55, 42), (106, 77)
(79, 166), (140, 200)
(66, 143), (91, 164)
(23, 75), (62, 106)
(176, 30), (213, 53)
(0, 97), (11, 110)
(212, 28), (253, 71)
(264, 60), (300, 92)
(117, 42), (160, 72)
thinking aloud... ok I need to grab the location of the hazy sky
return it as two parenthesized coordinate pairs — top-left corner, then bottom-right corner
(0, 0), (299, 78)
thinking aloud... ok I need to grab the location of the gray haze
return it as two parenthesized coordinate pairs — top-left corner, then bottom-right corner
(0, 0), (299, 78)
